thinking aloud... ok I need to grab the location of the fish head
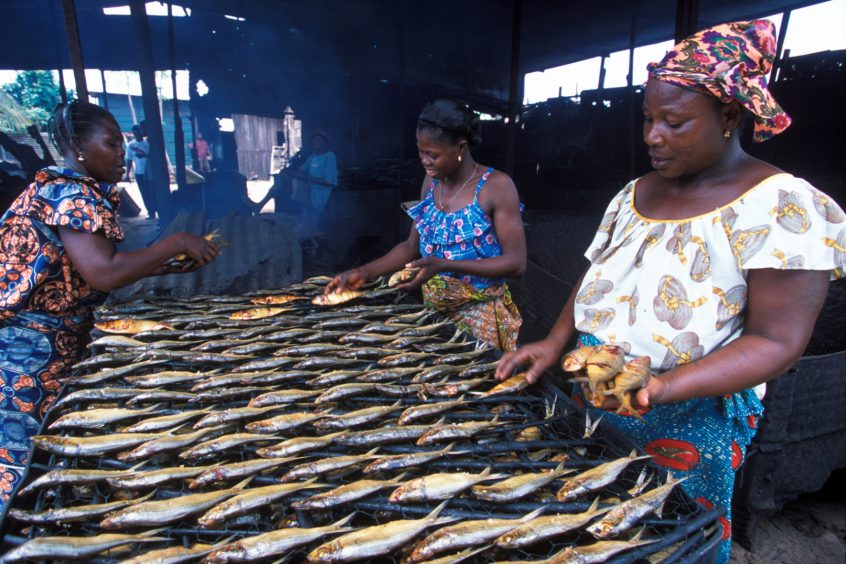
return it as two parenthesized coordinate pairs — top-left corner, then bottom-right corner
(204, 544), (247, 563)
(625, 355), (651, 369)
(495, 530), (521, 548)
(99, 513), (123, 529)
(307, 540), (342, 562)
(387, 486), (406, 503)
(586, 519), (614, 539)
(31, 435), (61, 447)
(620, 355), (652, 384)
(552, 546), (581, 561)
(407, 546), (432, 563)
(561, 345), (596, 371)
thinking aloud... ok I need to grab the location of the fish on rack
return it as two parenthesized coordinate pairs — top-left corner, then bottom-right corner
(197, 478), (327, 527)
(1, 530), (168, 562)
(416, 414), (503, 445)
(7, 491), (156, 525)
(189, 456), (301, 489)
(203, 514), (356, 563)
(292, 474), (406, 510)
(407, 506), (545, 563)
(494, 497), (613, 549)
(306, 501), (456, 562)
(99, 477), (254, 529)
(586, 475), (686, 539)
(555, 450), (650, 502)
(388, 467), (508, 502)
(472, 461), (574, 503)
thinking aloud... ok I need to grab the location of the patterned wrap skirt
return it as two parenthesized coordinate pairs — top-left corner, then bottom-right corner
(421, 275), (521, 351)
(0, 311), (88, 513)
(574, 333), (764, 564)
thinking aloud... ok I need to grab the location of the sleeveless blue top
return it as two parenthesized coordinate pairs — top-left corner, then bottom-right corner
(406, 167), (506, 290)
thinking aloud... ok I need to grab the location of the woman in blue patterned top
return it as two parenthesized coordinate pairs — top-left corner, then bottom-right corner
(328, 99), (526, 350)
(0, 101), (219, 510)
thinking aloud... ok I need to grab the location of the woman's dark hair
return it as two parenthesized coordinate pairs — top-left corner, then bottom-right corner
(49, 101), (117, 155)
(417, 99), (482, 147)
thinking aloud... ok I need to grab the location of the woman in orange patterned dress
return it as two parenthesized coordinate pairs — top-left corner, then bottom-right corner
(0, 101), (220, 512)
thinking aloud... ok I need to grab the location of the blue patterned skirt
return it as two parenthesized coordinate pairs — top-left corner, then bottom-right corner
(575, 333), (764, 564)
(0, 311), (85, 513)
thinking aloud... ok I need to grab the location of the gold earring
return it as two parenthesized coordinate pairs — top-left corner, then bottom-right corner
(723, 129), (732, 139)
(77, 154), (85, 162)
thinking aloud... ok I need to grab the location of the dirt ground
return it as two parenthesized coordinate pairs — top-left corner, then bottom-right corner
(729, 473), (846, 564)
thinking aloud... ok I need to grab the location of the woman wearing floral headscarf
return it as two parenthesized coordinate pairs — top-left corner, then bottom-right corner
(497, 20), (844, 563)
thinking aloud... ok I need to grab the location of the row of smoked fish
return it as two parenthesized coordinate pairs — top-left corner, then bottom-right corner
(2, 276), (702, 563)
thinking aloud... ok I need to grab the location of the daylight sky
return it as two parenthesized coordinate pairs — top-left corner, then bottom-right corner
(524, 0), (846, 103)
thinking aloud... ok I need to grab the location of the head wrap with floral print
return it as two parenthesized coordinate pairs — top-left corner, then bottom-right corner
(647, 19), (791, 142)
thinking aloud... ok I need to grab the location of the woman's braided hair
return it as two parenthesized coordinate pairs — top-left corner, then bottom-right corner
(417, 99), (482, 147)
(49, 100), (116, 155)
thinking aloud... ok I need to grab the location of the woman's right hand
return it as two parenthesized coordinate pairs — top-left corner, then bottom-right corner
(171, 232), (220, 268)
(495, 337), (564, 385)
(326, 268), (367, 294)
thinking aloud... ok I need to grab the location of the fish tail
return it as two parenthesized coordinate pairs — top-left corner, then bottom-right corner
(587, 496), (601, 512)
(233, 476), (254, 490)
(134, 491), (157, 503)
(521, 505), (546, 521)
(426, 500), (449, 521)
(329, 512), (357, 529)
(128, 460), (148, 472)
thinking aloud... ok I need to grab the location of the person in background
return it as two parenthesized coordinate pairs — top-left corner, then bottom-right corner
(189, 131), (212, 173)
(290, 130), (337, 224)
(0, 101), (219, 511)
(327, 99), (527, 350)
(253, 142), (310, 215)
(495, 20), (844, 563)
(124, 125), (156, 219)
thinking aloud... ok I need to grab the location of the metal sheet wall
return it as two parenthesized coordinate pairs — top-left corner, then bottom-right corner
(232, 113), (286, 180)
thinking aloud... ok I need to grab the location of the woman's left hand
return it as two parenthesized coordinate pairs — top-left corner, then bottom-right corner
(397, 257), (444, 290)
(635, 375), (670, 408)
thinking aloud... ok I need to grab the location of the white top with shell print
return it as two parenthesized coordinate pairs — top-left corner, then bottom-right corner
(576, 173), (845, 375)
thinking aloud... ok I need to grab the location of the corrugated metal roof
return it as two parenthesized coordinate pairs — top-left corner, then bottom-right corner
(111, 211), (301, 301)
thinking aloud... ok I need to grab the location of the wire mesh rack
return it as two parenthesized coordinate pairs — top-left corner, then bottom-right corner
(0, 280), (723, 563)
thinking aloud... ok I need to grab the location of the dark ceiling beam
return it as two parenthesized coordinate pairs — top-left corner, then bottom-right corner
(60, 0), (88, 100)
(504, 0), (523, 176)
(129, 0), (174, 222)
(519, 0), (829, 73)
(168, 2), (187, 192)
(771, 8), (792, 82)
(674, 0), (699, 42)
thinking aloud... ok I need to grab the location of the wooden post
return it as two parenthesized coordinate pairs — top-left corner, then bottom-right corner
(129, 0), (173, 223)
(100, 69), (109, 111)
(627, 13), (636, 180)
(597, 54), (607, 94)
(504, 0), (523, 176)
(60, 0), (88, 101)
(397, 12), (405, 193)
(771, 10), (791, 83)
(674, 0), (699, 42)
(168, 3), (187, 192)
(50, 0), (68, 104)
(58, 69), (68, 105)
